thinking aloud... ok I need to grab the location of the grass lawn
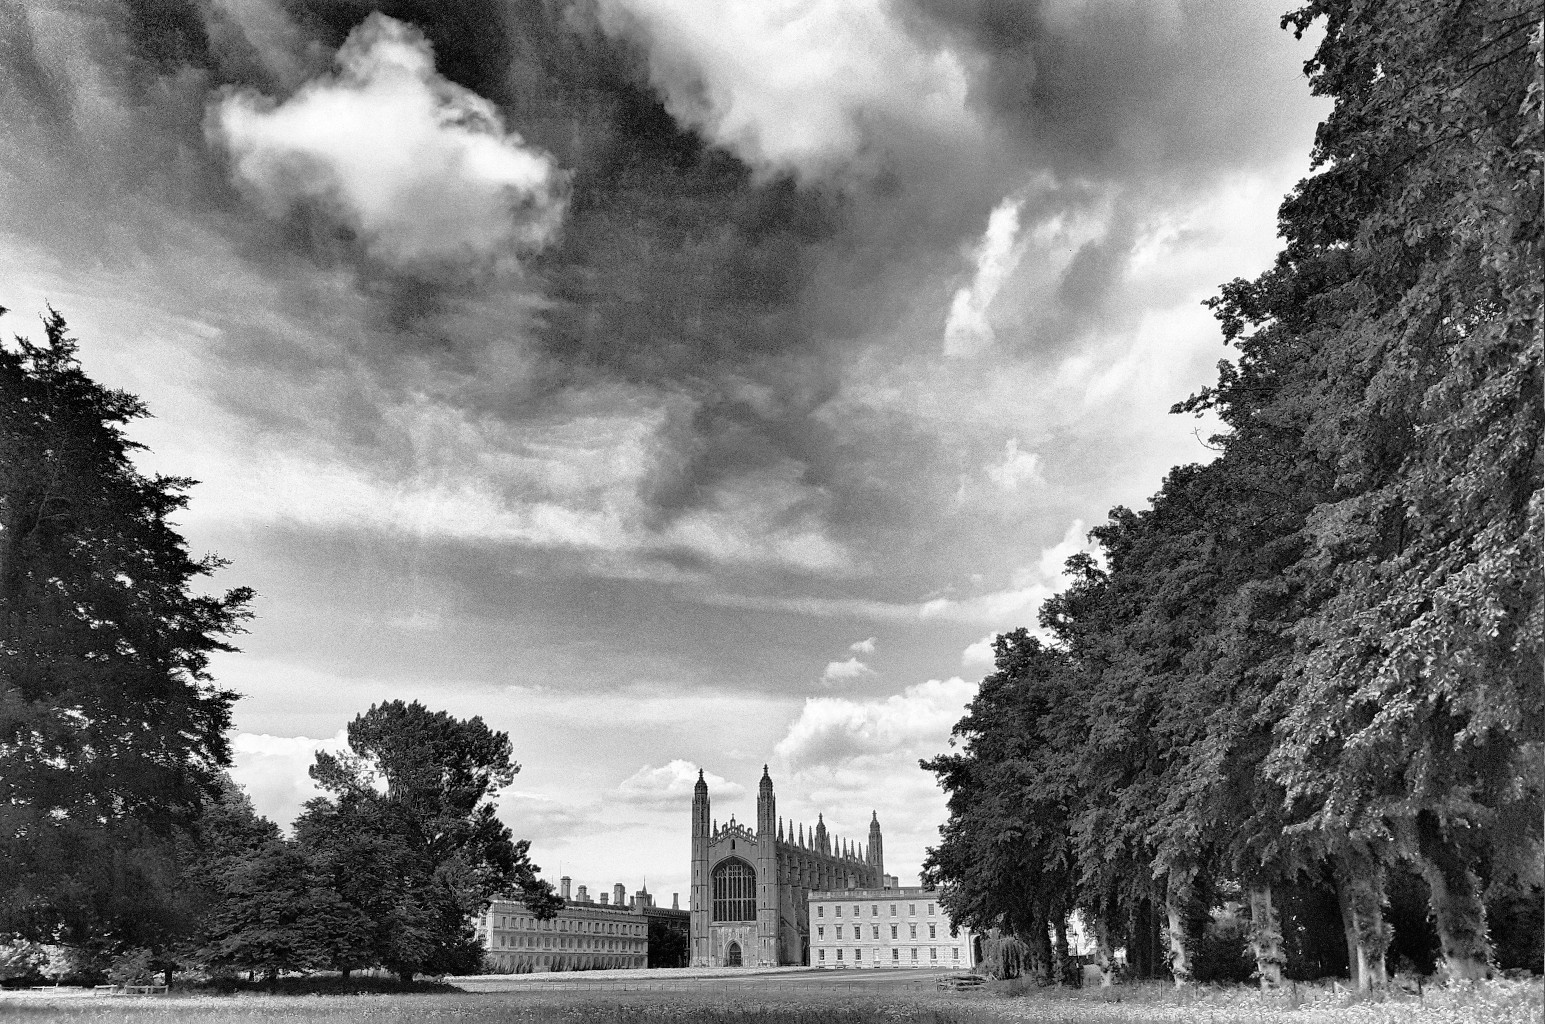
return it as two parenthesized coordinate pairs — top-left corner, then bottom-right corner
(0, 975), (1537, 1023)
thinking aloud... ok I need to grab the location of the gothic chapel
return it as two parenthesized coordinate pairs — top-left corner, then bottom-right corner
(690, 766), (885, 966)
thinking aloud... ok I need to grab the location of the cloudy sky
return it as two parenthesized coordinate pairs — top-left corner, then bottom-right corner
(1, 0), (1328, 904)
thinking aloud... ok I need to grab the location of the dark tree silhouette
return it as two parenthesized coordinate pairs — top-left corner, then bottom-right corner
(0, 308), (253, 951)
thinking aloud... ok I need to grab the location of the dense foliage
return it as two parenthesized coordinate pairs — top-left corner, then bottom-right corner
(295, 701), (561, 982)
(925, 0), (1542, 988)
(0, 314), (553, 986)
(0, 309), (253, 954)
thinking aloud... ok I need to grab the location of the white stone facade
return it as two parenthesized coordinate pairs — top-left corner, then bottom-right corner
(808, 887), (975, 970)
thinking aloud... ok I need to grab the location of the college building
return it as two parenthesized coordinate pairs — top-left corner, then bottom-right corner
(690, 766), (889, 966)
(808, 886), (976, 969)
(480, 877), (689, 972)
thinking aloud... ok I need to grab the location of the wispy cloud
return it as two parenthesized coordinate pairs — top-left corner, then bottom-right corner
(944, 197), (1026, 357)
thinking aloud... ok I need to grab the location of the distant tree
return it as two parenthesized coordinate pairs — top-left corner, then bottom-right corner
(296, 701), (559, 982)
(0, 308), (253, 952)
(647, 916), (689, 968)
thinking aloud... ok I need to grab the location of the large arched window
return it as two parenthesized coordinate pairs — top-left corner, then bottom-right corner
(712, 859), (756, 921)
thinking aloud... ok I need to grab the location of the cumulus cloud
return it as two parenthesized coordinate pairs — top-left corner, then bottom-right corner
(594, 0), (977, 180)
(775, 677), (976, 768)
(229, 729), (350, 830)
(820, 656), (875, 685)
(849, 637), (877, 654)
(211, 13), (565, 272)
(944, 197), (1026, 357)
(617, 760), (745, 809)
(985, 437), (1045, 491)
(961, 632), (998, 668)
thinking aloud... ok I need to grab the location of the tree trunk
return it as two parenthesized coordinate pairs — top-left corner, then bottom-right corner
(1052, 914), (1070, 986)
(1334, 853), (1390, 991)
(1246, 881), (1285, 990)
(397, 969), (414, 985)
(1164, 874), (1195, 988)
(1092, 915), (1115, 987)
(1027, 913), (1052, 985)
(1414, 813), (1492, 981)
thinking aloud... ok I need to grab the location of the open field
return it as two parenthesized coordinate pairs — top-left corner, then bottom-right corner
(0, 975), (1538, 1024)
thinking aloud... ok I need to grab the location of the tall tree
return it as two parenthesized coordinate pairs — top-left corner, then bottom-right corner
(0, 308), (253, 950)
(296, 700), (559, 982)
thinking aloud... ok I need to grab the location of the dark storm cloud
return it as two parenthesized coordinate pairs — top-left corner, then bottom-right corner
(0, 0), (1321, 578)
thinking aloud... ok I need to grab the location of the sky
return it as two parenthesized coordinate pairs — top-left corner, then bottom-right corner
(0, 0), (1329, 907)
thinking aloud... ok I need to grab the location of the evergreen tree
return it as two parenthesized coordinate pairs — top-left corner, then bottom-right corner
(0, 308), (253, 951)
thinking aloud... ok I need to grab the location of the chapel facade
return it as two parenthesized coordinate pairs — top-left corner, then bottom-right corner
(690, 766), (886, 967)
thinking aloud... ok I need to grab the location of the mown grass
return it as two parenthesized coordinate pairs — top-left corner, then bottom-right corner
(0, 978), (1538, 1024)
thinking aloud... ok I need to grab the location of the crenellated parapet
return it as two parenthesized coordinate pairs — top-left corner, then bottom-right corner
(711, 817), (758, 845)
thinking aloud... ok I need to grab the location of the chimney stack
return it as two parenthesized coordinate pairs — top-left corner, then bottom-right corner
(672, 893), (680, 910)
(577, 885), (589, 902)
(560, 876), (572, 900)
(613, 882), (627, 907)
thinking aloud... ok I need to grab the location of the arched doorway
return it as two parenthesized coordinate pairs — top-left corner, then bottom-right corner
(726, 941), (742, 967)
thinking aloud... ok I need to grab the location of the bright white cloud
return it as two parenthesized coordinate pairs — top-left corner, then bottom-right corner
(849, 636), (876, 654)
(228, 729), (350, 830)
(774, 676), (976, 768)
(594, 0), (975, 180)
(820, 656), (875, 685)
(617, 759), (746, 809)
(961, 632), (998, 668)
(772, 677), (979, 880)
(985, 437), (1045, 491)
(212, 13), (565, 271)
(944, 197), (1026, 357)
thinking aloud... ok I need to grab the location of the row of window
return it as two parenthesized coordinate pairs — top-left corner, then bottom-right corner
(816, 923), (937, 940)
(815, 902), (934, 918)
(817, 947), (955, 963)
(493, 914), (643, 936)
(493, 933), (643, 951)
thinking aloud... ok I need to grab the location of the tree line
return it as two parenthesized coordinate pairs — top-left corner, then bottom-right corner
(924, 0), (1542, 990)
(0, 311), (557, 986)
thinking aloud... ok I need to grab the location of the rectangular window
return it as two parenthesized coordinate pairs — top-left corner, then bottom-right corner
(890, 925), (897, 939)
(909, 904), (916, 915)
(892, 949), (899, 961)
(872, 905), (878, 916)
(909, 924), (917, 939)
(929, 925), (936, 938)
(911, 948), (918, 960)
(835, 905), (842, 917)
(836, 949), (843, 961)
(836, 926), (843, 939)
(872, 925), (879, 938)
(855, 948), (862, 961)
(817, 906), (823, 918)
(819, 949), (826, 961)
(953, 948), (959, 959)
(817, 927), (824, 938)
(931, 948), (938, 960)
(927, 904), (935, 915)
